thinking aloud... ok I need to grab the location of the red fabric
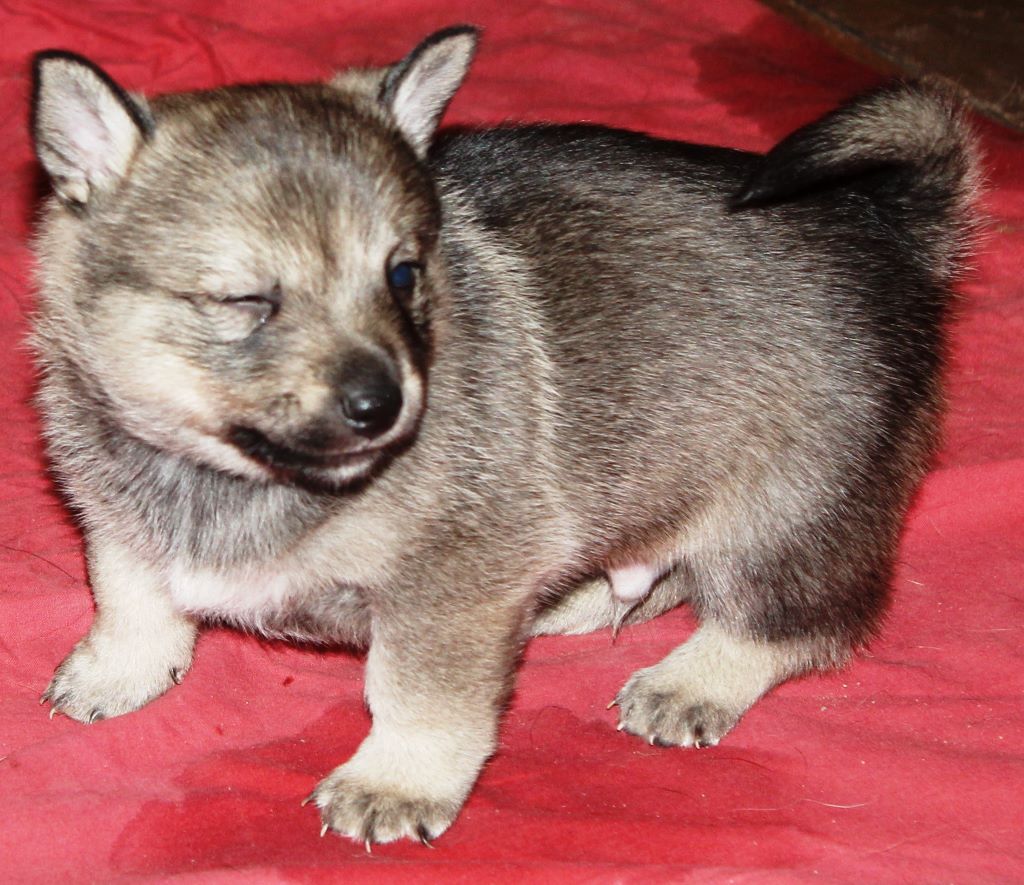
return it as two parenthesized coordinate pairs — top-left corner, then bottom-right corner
(1, 1), (1022, 880)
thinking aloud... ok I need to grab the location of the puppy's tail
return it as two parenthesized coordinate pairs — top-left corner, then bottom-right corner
(731, 81), (982, 280)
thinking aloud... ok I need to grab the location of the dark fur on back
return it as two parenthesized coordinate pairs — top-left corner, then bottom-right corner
(434, 95), (976, 645)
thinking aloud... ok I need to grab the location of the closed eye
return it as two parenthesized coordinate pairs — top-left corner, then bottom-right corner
(184, 283), (282, 342)
(218, 291), (280, 325)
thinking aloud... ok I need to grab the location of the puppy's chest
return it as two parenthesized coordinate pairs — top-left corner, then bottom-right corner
(166, 554), (368, 642)
(162, 494), (406, 641)
(168, 560), (300, 616)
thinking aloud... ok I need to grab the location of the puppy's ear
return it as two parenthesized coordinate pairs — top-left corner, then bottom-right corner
(379, 26), (478, 157)
(32, 51), (152, 209)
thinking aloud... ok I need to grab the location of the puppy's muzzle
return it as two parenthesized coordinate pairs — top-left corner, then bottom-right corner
(227, 351), (410, 474)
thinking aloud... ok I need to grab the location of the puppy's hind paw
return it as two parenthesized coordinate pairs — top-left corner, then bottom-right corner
(615, 677), (739, 748)
(613, 623), (817, 748)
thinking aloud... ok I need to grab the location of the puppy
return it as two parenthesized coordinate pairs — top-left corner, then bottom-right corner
(31, 27), (979, 844)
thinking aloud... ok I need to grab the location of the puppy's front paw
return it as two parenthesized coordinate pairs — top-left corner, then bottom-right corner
(312, 765), (460, 846)
(309, 725), (487, 846)
(42, 628), (193, 723)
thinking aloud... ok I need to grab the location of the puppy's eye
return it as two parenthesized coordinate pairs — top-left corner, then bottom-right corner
(191, 284), (281, 342)
(387, 261), (419, 295)
(219, 292), (280, 326)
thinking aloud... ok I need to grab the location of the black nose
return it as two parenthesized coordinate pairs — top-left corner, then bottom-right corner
(339, 375), (403, 438)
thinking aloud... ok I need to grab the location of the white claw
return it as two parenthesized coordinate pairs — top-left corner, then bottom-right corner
(320, 822), (329, 838)
(609, 599), (638, 643)
(607, 562), (664, 642)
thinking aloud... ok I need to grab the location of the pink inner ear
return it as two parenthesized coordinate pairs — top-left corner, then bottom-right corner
(60, 80), (120, 179)
(388, 33), (475, 154)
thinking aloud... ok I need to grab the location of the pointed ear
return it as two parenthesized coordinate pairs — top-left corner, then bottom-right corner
(379, 26), (478, 157)
(32, 51), (152, 209)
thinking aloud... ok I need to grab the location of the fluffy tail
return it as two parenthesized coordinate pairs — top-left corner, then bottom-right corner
(731, 81), (982, 280)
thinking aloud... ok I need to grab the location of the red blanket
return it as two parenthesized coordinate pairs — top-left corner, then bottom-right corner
(1, 1), (1021, 880)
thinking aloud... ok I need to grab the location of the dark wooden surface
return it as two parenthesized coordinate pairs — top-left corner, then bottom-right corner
(762, 0), (1024, 131)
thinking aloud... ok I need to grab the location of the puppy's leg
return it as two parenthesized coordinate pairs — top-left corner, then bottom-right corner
(312, 582), (526, 845)
(615, 513), (888, 747)
(614, 622), (833, 747)
(43, 534), (196, 722)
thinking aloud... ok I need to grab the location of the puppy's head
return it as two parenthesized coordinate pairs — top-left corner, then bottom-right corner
(31, 28), (477, 490)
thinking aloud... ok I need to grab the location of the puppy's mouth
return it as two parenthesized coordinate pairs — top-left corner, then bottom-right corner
(227, 425), (385, 473)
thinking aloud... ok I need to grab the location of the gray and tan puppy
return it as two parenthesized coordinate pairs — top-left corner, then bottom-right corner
(31, 27), (978, 844)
